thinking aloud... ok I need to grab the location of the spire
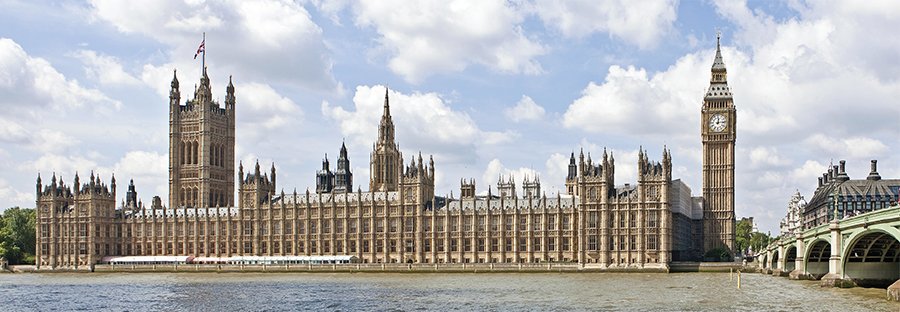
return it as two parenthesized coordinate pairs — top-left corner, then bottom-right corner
(384, 85), (390, 117)
(712, 29), (726, 73)
(378, 85), (395, 145)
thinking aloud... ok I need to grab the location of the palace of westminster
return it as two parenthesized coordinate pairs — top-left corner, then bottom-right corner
(34, 40), (738, 269)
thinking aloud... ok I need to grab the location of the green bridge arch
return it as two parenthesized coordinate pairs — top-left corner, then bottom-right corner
(760, 204), (900, 288)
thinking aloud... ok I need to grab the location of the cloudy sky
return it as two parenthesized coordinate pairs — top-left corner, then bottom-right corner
(1, 0), (897, 235)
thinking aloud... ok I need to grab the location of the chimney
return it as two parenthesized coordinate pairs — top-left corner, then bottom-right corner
(836, 160), (850, 181)
(818, 177), (823, 187)
(839, 160), (846, 173)
(867, 159), (881, 181)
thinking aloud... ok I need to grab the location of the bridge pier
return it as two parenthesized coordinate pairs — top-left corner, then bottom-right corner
(888, 280), (900, 302)
(772, 242), (786, 277)
(821, 220), (852, 287)
(789, 232), (807, 280)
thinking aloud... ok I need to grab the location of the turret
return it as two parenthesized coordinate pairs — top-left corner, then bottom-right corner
(226, 75), (235, 111)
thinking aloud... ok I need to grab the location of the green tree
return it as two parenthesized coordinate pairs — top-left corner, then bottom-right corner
(749, 232), (768, 253)
(0, 207), (36, 264)
(735, 219), (752, 252)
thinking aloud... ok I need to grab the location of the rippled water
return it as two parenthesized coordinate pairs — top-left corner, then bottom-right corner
(1, 272), (896, 311)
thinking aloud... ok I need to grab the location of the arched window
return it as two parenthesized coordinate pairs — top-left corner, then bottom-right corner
(192, 142), (198, 164)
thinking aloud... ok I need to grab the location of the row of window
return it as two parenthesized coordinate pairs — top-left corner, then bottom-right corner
(43, 233), (660, 259)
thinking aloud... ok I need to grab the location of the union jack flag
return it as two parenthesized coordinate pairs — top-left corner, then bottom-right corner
(194, 40), (205, 59)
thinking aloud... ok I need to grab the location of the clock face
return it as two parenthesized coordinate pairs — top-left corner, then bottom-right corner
(709, 114), (727, 132)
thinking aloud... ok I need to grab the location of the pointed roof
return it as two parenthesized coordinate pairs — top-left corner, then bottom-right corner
(712, 33), (726, 72)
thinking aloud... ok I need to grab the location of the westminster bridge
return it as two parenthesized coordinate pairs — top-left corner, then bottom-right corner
(759, 204), (900, 296)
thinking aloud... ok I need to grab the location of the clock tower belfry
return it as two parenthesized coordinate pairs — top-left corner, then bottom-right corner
(701, 34), (737, 256)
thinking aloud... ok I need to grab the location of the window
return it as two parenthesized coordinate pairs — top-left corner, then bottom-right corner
(562, 238), (570, 251)
(424, 240), (431, 252)
(349, 220), (357, 233)
(323, 220), (330, 233)
(335, 220), (343, 233)
(562, 216), (570, 230)
(273, 222), (281, 235)
(588, 212), (597, 228)
(405, 240), (414, 253)
(310, 221), (318, 233)
(505, 216), (513, 231)
(464, 238), (471, 252)
(297, 221), (305, 234)
(243, 222), (253, 235)
(491, 216), (499, 231)
(424, 219), (431, 232)
(648, 211), (658, 227)
(451, 239), (458, 252)
(349, 241), (356, 253)
(450, 217), (458, 232)
(477, 239), (485, 252)
(630, 235), (636, 250)
(619, 236), (626, 251)
(491, 238), (499, 252)
(519, 217), (527, 231)
(261, 222), (268, 235)
(477, 217), (485, 232)
(363, 219), (370, 233)
(505, 238), (513, 252)
(588, 236), (597, 250)
(376, 219), (384, 233)
(285, 241), (293, 254)
(435, 217), (444, 232)
(363, 241), (370, 253)
(630, 213), (636, 228)
(548, 238), (555, 251)
(519, 238), (527, 251)
(533, 238), (541, 251)
(619, 212), (626, 228)
(548, 216), (556, 231)
(405, 219), (414, 233)
(464, 217), (472, 232)
(436, 239), (444, 252)
(284, 221), (292, 235)
(647, 236), (657, 250)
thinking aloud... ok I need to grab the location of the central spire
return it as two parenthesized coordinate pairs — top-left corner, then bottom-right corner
(378, 85), (395, 144)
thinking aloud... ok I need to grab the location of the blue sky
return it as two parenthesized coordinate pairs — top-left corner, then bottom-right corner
(1, 0), (898, 235)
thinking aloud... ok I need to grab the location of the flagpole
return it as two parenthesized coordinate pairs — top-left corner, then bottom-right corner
(202, 32), (206, 76)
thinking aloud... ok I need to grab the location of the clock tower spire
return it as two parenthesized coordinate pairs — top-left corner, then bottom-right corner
(701, 32), (737, 257)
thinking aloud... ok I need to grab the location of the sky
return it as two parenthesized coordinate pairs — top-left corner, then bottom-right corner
(0, 0), (897, 235)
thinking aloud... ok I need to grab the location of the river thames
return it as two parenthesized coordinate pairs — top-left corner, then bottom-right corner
(1, 272), (896, 311)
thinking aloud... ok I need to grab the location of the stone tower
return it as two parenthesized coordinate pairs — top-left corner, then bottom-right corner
(316, 155), (334, 194)
(168, 69), (236, 208)
(334, 142), (353, 193)
(701, 35), (737, 255)
(370, 86), (402, 192)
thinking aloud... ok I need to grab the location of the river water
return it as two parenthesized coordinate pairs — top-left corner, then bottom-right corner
(1, 272), (896, 311)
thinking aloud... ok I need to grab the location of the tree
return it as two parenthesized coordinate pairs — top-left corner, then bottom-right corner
(0, 207), (36, 264)
(735, 219), (753, 253)
(749, 232), (771, 254)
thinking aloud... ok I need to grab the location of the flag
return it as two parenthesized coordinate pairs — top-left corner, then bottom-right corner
(194, 40), (205, 59)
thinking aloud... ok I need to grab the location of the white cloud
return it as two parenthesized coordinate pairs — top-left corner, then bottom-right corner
(21, 153), (98, 176)
(70, 49), (141, 86)
(0, 178), (32, 209)
(323, 85), (515, 160)
(748, 146), (789, 169)
(561, 61), (705, 137)
(353, 0), (546, 83)
(803, 134), (889, 159)
(481, 158), (540, 194)
(110, 151), (169, 199)
(236, 82), (303, 139)
(532, 0), (678, 49)
(89, 0), (338, 92)
(505, 95), (545, 122)
(0, 38), (121, 115)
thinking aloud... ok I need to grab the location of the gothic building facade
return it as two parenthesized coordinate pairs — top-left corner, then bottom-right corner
(35, 42), (737, 269)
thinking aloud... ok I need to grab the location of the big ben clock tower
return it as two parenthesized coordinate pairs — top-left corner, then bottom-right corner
(701, 33), (736, 256)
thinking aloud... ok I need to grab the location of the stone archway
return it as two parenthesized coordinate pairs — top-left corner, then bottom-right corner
(784, 246), (797, 272)
(842, 229), (900, 288)
(804, 239), (831, 280)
